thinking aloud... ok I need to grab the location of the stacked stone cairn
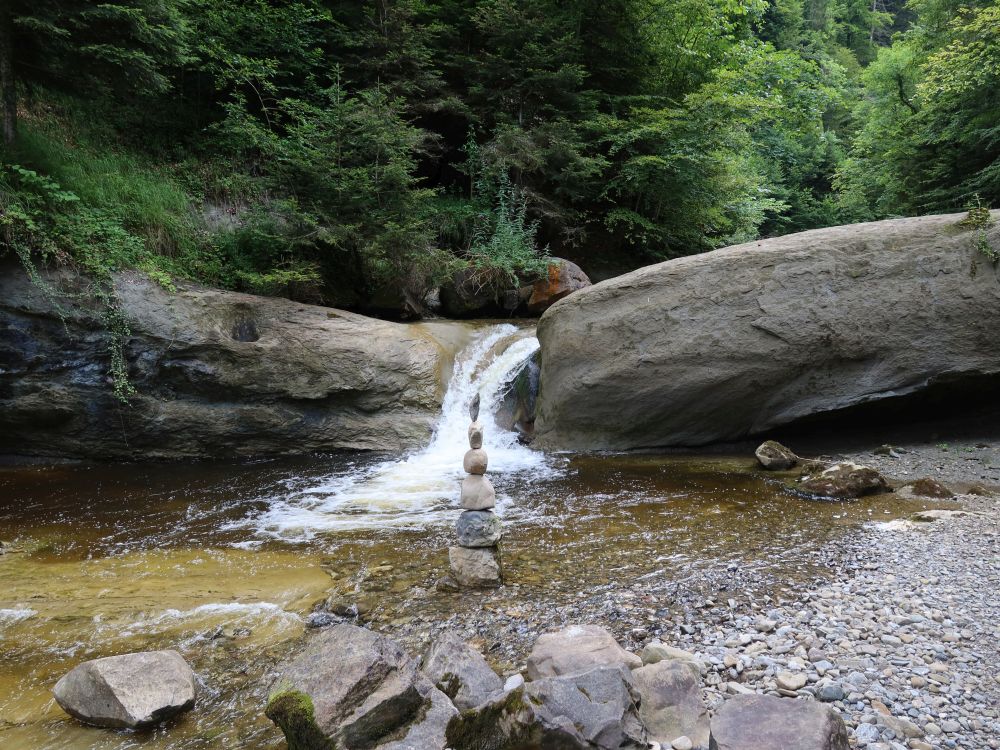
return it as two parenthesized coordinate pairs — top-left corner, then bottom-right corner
(448, 394), (503, 588)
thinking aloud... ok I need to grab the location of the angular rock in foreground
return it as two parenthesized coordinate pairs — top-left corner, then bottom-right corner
(709, 694), (849, 750)
(633, 661), (710, 749)
(755, 440), (798, 470)
(265, 624), (430, 749)
(377, 681), (457, 750)
(446, 666), (646, 750)
(448, 546), (503, 588)
(526, 624), (642, 680)
(796, 462), (890, 499)
(534, 211), (1000, 450)
(52, 650), (196, 729)
(421, 631), (503, 710)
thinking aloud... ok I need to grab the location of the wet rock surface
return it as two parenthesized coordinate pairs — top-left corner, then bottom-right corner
(754, 440), (798, 470)
(52, 650), (196, 729)
(0, 261), (444, 460)
(796, 461), (891, 499)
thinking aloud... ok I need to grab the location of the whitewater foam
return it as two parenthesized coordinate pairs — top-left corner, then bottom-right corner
(236, 324), (558, 539)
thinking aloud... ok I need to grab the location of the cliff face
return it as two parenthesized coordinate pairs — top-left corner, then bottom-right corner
(534, 211), (1000, 450)
(0, 262), (446, 459)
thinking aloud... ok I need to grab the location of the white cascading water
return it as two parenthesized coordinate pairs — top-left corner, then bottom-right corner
(246, 324), (555, 539)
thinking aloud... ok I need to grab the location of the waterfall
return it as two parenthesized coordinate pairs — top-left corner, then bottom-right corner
(245, 324), (554, 538)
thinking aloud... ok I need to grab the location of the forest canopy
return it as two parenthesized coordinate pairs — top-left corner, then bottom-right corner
(1, 0), (997, 311)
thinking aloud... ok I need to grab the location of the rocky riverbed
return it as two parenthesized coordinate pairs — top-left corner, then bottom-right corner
(367, 442), (999, 750)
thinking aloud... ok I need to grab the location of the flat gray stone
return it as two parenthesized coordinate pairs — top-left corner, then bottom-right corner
(709, 694), (849, 750)
(526, 624), (642, 680)
(421, 631), (502, 710)
(455, 510), (502, 547)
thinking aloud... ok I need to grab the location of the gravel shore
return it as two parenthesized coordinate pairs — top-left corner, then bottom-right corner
(376, 438), (1000, 750)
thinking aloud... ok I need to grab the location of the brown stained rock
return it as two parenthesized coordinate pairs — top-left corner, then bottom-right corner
(526, 259), (592, 314)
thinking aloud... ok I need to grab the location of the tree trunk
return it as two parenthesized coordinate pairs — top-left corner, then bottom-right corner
(0, 6), (16, 146)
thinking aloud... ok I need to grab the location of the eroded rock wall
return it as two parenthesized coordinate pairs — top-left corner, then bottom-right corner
(0, 262), (445, 459)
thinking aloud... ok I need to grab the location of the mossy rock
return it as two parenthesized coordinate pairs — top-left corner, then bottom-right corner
(265, 689), (333, 750)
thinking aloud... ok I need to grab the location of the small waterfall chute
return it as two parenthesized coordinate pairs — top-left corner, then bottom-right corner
(244, 324), (555, 538)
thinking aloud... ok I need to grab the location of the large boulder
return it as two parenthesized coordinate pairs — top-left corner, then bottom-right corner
(526, 258), (592, 313)
(265, 624), (435, 750)
(709, 694), (849, 750)
(52, 650), (196, 729)
(534, 212), (1000, 450)
(0, 261), (446, 459)
(632, 661), (710, 749)
(526, 624), (642, 680)
(421, 631), (503, 710)
(446, 666), (646, 750)
(755, 440), (798, 470)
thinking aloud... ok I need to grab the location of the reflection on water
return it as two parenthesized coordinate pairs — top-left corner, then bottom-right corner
(0, 452), (941, 749)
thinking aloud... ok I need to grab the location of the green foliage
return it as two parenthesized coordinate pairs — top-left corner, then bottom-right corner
(1, 0), (995, 329)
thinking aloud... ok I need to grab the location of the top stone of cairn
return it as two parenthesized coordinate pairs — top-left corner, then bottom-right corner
(469, 393), (480, 422)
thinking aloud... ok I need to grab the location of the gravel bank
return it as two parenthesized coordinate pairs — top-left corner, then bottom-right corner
(373, 441), (999, 750)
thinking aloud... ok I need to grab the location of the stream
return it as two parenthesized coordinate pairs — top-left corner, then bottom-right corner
(0, 323), (942, 749)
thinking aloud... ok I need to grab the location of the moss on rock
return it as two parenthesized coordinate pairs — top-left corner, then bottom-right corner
(265, 689), (333, 750)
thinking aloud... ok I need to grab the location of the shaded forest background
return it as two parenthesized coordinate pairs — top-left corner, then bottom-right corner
(1, 0), (997, 314)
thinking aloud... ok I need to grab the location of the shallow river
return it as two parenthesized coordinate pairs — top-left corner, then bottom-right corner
(0, 325), (940, 749)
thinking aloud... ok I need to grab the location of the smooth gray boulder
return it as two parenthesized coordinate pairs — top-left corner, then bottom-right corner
(455, 510), (503, 547)
(421, 631), (503, 710)
(526, 624), (642, 680)
(52, 650), (196, 729)
(265, 624), (429, 750)
(633, 661), (710, 749)
(709, 694), (850, 750)
(534, 212), (1000, 450)
(0, 261), (445, 459)
(446, 666), (646, 750)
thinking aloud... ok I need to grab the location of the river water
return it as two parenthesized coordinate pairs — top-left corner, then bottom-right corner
(0, 323), (940, 749)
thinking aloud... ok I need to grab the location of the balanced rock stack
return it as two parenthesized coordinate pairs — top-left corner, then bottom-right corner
(448, 394), (503, 588)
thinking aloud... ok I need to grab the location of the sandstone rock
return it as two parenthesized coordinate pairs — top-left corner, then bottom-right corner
(0, 262), (445, 459)
(455, 510), (503, 547)
(755, 440), (798, 470)
(463, 448), (488, 475)
(448, 546), (502, 588)
(421, 631), (502, 710)
(468, 421), (484, 450)
(460, 475), (496, 510)
(797, 462), (890, 499)
(633, 661), (709, 749)
(640, 641), (705, 673)
(265, 624), (427, 749)
(709, 694), (850, 750)
(446, 666), (645, 750)
(526, 258), (592, 314)
(534, 212), (1000, 450)
(52, 650), (196, 729)
(526, 624), (642, 680)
